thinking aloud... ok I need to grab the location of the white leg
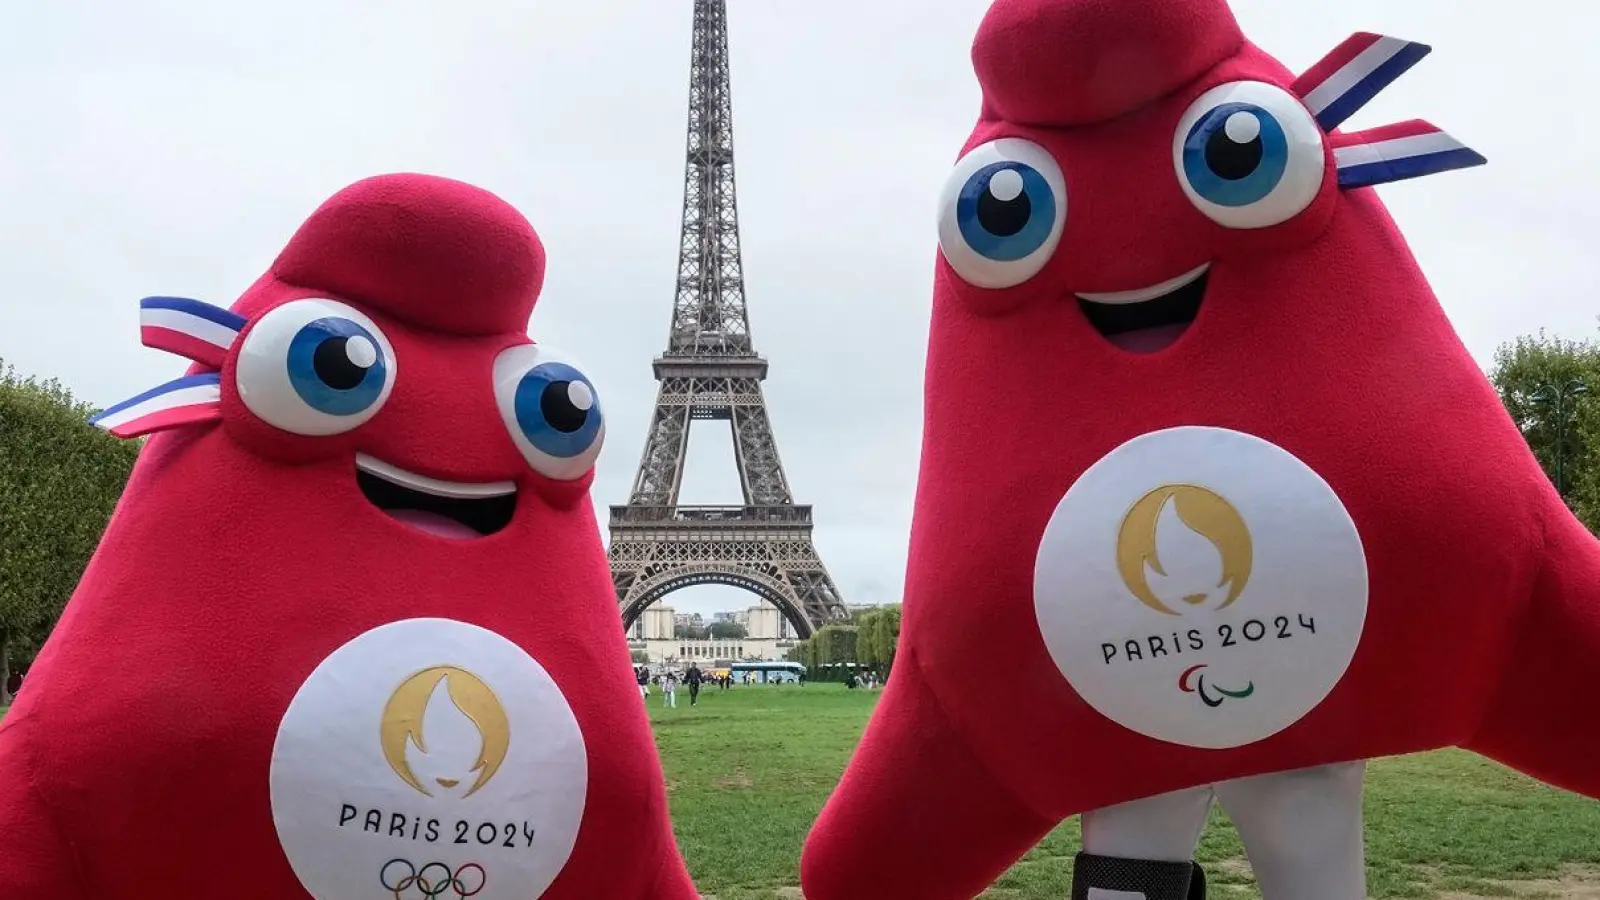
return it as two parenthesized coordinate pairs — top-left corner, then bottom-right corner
(1212, 761), (1366, 900)
(1081, 784), (1216, 861)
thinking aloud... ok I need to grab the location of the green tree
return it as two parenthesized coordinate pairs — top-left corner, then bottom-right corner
(708, 621), (747, 640)
(787, 608), (904, 681)
(843, 606), (903, 678)
(1489, 328), (1600, 528)
(818, 625), (858, 665)
(856, 609), (882, 670)
(0, 362), (141, 702)
(869, 605), (901, 676)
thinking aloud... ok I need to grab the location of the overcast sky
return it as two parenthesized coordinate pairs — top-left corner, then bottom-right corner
(3, 0), (1596, 621)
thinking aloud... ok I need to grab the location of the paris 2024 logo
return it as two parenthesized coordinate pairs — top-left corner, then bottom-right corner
(271, 619), (588, 900)
(1111, 483), (1317, 709)
(1034, 427), (1369, 750)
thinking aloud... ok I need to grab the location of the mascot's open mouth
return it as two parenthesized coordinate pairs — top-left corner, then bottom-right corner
(1075, 263), (1209, 354)
(354, 453), (517, 539)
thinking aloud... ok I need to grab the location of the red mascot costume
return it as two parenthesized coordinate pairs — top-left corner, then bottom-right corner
(0, 174), (700, 900)
(801, 1), (1600, 898)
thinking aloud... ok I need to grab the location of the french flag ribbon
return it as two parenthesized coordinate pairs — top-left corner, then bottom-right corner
(89, 373), (223, 439)
(1292, 33), (1432, 132)
(1333, 119), (1487, 189)
(139, 296), (246, 370)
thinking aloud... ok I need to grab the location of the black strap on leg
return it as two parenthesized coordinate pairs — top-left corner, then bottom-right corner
(1070, 852), (1202, 900)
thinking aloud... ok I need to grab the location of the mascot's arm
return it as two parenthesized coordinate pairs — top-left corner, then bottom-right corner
(1467, 506), (1600, 798)
(800, 650), (1057, 900)
(0, 720), (90, 899)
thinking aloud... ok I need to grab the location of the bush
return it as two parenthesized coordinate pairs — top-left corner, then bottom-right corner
(0, 360), (140, 702)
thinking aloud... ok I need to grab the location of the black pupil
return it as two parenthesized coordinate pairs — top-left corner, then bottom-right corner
(977, 169), (1031, 237)
(541, 381), (588, 433)
(313, 337), (370, 391)
(1205, 113), (1264, 181)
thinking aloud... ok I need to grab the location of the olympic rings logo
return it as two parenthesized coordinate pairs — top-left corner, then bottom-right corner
(379, 859), (486, 899)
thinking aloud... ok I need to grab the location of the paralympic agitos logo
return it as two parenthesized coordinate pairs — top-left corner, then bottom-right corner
(1106, 484), (1319, 708)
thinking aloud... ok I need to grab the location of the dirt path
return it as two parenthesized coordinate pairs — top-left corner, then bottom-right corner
(1437, 865), (1600, 899)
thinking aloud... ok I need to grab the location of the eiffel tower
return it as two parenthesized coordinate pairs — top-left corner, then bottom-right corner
(609, 0), (847, 638)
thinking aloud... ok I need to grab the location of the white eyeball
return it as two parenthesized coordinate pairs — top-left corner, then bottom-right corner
(493, 343), (605, 481)
(234, 299), (396, 436)
(1174, 81), (1327, 229)
(937, 138), (1068, 289)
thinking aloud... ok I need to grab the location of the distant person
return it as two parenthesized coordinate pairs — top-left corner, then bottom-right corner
(685, 664), (703, 707)
(662, 672), (678, 708)
(637, 666), (650, 698)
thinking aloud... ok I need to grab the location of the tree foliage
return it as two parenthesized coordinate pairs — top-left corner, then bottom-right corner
(785, 605), (903, 681)
(852, 605), (902, 675)
(1488, 328), (1600, 529)
(0, 360), (140, 702)
(803, 626), (858, 680)
(708, 621), (747, 640)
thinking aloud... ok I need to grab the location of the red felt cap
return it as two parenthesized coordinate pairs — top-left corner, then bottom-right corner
(973, 0), (1245, 128)
(269, 173), (546, 336)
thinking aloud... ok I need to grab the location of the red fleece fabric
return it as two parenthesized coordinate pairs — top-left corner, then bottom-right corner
(272, 175), (546, 338)
(0, 174), (699, 900)
(975, 0), (1244, 128)
(801, 2), (1600, 898)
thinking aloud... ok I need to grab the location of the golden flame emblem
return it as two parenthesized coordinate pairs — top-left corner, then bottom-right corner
(379, 666), (511, 799)
(1115, 484), (1253, 616)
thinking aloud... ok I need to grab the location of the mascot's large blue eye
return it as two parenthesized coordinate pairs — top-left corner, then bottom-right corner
(235, 299), (398, 436)
(1173, 81), (1326, 230)
(938, 138), (1067, 289)
(493, 345), (606, 481)
(956, 162), (1058, 262)
(512, 363), (602, 460)
(285, 317), (388, 416)
(1181, 103), (1289, 207)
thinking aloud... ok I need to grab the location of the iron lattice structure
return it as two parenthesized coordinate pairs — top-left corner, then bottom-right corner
(609, 0), (847, 638)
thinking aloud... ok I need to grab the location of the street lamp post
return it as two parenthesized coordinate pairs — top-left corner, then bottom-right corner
(1531, 378), (1589, 497)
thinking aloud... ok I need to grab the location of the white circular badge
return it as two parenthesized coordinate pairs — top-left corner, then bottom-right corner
(270, 618), (587, 900)
(1034, 426), (1368, 749)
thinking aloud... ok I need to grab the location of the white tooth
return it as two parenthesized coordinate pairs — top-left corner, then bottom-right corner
(1076, 263), (1211, 305)
(355, 453), (516, 500)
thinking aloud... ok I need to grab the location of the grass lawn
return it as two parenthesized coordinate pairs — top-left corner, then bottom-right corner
(649, 685), (1600, 900)
(3, 693), (1597, 898)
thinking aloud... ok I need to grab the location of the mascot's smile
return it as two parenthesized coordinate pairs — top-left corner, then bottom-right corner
(1075, 263), (1210, 354)
(354, 453), (517, 539)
